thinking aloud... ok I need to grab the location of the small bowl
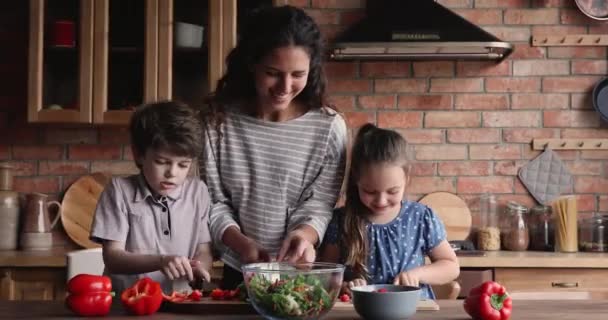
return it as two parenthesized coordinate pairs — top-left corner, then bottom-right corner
(241, 262), (344, 320)
(351, 284), (421, 320)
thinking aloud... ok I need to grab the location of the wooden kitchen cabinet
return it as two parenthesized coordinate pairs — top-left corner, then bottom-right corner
(494, 268), (608, 292)
(28, 0), (286, 124)
(0, 268), (66, 301)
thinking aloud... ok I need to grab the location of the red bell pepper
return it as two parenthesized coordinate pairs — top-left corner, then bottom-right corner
(464, 281), (512, 320)
(65, 274), (114, 316)
(121, 277), (163, 315)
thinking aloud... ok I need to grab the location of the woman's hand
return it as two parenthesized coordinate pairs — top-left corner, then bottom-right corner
(277, 230), (315, 263)
(393, 271), (420, 287)
(238, 238), (271, 264)
(189, 260), (211, 283)
(159, 255), (194, 281)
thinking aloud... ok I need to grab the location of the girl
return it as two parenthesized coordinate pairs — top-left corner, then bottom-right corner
(320, 123), (459, 299)
(201, 5), (347, 289)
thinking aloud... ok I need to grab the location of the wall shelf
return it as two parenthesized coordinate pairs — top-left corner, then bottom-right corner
(532, 34), (608, 47)
(532, 138), (608, 150)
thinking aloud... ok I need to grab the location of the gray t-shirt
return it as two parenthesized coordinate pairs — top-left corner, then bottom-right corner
(90, 174), (211, 293)
(203, 107), (347, 270)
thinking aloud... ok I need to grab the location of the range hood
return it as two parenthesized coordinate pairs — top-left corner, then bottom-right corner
(330, 0), (513, 61)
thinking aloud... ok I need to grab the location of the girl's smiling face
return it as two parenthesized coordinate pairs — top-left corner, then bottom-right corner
(252, 45), (310, 120)
(357, 163), (407, 222)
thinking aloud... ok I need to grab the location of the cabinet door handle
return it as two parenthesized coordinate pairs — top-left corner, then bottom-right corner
(551, 282), (579, 288)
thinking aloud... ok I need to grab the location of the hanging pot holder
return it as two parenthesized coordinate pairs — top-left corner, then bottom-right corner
(518, 148), (573, 205)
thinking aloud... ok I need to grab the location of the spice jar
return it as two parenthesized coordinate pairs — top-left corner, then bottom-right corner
(579, 214), (608, 252)
(528, 205), (554, 251)
(501, 201), (529, 251)
(476, 193), (500, 251)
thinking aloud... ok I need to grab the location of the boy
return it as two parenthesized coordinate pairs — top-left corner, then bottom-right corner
(90, 101), (212, 294)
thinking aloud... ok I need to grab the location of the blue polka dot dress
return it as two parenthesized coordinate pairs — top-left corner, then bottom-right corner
(324, 201), (447, 299)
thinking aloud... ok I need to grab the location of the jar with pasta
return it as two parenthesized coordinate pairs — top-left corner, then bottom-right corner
(477, 193), (500, 251)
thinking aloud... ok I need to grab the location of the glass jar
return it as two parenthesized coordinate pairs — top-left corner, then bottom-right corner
(579, 214), (608, 252)
(528, 205), (554, 251)
(501, 201), (529, 251)
(477, 193), (500, 251)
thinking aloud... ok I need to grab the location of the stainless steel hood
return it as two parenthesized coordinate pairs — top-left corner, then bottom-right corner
(330, 0), (513, 61)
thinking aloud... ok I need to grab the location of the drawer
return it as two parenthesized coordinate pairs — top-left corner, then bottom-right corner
(494, 268), (608, 292)
(457, 269), (493, 298)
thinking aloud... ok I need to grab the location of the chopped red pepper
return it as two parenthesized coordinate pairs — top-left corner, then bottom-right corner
(210, 288), (226, 300)
(188, 289), (203, 301)
(464, 281), (512, 320)
(162, 291), (188, 303)
(339, 294), (351, 302)
(121, 277), (163, 315)
(65, 274), (114, 316)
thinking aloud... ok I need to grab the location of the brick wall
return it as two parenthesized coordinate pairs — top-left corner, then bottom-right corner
(1, 1), (607, 220)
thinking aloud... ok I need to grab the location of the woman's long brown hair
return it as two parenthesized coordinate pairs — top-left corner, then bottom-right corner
(341, 123), (410, 280)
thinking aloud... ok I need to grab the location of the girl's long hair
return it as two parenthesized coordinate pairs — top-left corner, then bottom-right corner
(341, 123), (410, 279)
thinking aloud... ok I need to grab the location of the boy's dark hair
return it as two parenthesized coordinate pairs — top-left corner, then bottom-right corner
(130, 101), (203, 167)
(204, 5), (333, 127)
(342, 123), (410, 279)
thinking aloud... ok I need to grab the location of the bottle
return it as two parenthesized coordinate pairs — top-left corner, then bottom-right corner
(501, 201), (529, 251)
(579, 213), (608, 252)
(477, 193), (500, 251)
(0, 163), (20, 250)
(528, 205), (554, 251)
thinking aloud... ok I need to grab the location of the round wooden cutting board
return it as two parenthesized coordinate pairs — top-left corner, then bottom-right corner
(61, 172), (111, 248)
(418, 192), (472, 241)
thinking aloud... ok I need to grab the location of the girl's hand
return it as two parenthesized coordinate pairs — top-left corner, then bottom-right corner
(160, 255), (194, 281)
(342, 278), (367, 295)
(393, 271), (420, 287)
(238, 238), (271, 264)
(277, 231), (316, 263)
(189, 260), (211, 283)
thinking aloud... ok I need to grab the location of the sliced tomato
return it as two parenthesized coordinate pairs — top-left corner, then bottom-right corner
(187, 289), (203, 301)
(210, 288), (225, 300)
(376, 288), (388, 293)
(339, 294), (351, 302)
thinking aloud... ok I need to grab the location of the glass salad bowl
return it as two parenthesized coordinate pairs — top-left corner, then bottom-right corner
(241, 262), (345, 320)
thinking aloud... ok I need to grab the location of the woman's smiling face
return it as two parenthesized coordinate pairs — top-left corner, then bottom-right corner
(252, 45), (310, 119)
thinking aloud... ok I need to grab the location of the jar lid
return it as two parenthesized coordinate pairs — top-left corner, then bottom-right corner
(530, 205), (551, 214)
(507, 201), (528, 213)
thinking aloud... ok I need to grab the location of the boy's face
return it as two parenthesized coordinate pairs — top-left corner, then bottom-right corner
(136, 148), (193, 196)
(357, 163), (407, 218)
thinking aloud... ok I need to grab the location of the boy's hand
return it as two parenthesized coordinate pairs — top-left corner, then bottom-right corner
(190, 260), (211, 283)
(238, 238), (271, 264)
(160, 255), (194, 281)
(277, 231), (315, 263)
(393, 271), (420, 287)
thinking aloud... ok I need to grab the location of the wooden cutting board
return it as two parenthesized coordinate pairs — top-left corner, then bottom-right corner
(418, 192), (472, 241)
(60, 172), (111, 248)
(163, 298), (439, 314)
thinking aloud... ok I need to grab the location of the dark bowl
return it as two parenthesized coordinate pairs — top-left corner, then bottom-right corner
(351, 284), (421, 320)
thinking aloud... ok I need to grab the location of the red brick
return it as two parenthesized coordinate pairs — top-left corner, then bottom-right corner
(0, 127), (38, 144)
(486, 78), (541, 93)
(457, 176), (514, 194)
(413, 61), (454, 77)
(328, 79), (372, 93)
(513, 60), (569, 76)
(448, 129), (500, 143)
(514, 178), (532, 194)
(511, 94), (569, 110)
(453, 9), (502, 24)
(377, 112), (423, 128)
(475, 0), (530, 8)
(361, 62), (410, 78)
(494, 160), (528, 175)
(560, 8), (595, 25)
(7, 161), (37, 176)
(457, 61), (510, 77)
(409, 177), (456, 194)
(13, 146), (63, 160)
(39, 161), (89, 175)
(581, 150), (608, 160)
(437, 0), (473, 8)
(375, 79), (427, 93)
(483, 111), (540, 127)
(430, 78), (483, 93)
(566, 161), (602, 175)
(547, 47), (606, 59)
(510, 44), (546, 59)
(503, 128), (558, 143)
(600, 196), (608, 212)
(414, 145), (467, 160)
(409, 162), (437, 176)
(485, 26), (530, 42)
(470, 145), (521, 160)
(329, 95), (355, 112)
(543, 111), (600, 127)
(44, 128), (98, 144)
(284, 0), (309, 7)
(572, 60), (608, 75)
(505, 9), (559, 24)
(532, 0), (575, 8)
(496, 194), (537, 208)
(340, 10), (365, 26)
(305, 9), (340, 24)
(91, 161), (138, 176)
(397, 129), (444, 144)
(532, 26), (586, 37)
(13, 176), (60, 194)
(69, 145), (122, 160)
(325, 61), (357, 78)
(311, 0), (363, 9)
(542, 76), (600, 93)
(571, 93), (593, 110)
(398, 95), (452, 110)
(562, 129), (608, 139)
(319, 25), (344, 42)
(438, 161), (492, 176)
(123, 147), (134, 161)
(425, 112), (480, 128)
(577, 194), (597, 213)
(0, 145), (8, 159)
(99, 128), (130, 145)
(342, 112), (375, 128)
(455, 94), (509, 110)
(575, 176), (608, 193)
(358, 95), (396, 109)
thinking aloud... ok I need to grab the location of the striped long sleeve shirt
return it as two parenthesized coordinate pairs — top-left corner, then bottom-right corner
(202, 107), (347, 270)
